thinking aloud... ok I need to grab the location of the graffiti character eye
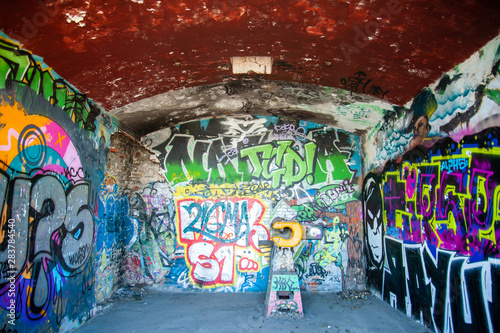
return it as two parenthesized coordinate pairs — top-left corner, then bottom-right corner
(70, 222), (84, 240)
(368, 209), (373, 219)
(41, 199), (55, 217)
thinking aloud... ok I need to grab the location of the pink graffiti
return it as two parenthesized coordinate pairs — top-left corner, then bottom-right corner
(403, 165), (417, 199)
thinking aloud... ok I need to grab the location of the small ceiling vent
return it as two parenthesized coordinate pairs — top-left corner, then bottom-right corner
(231, 56), (273, 74)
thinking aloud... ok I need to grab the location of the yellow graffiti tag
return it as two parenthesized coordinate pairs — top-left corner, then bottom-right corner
(272, 221), (303, 248)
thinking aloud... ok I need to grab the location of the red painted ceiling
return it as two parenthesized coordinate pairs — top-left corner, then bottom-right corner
(1, 0), (500, 112)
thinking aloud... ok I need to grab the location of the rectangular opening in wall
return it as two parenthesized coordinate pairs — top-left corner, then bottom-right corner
(231, 56), (273, 74)
(277, 291), (293, 300)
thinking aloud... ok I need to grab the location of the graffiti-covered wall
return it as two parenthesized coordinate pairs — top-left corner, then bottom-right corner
(139, 116), (364, 292)
(96, 132), (176, 294)
(365, 35), (500, 173)
(363, 35), (500, 333)
(0, 34), (116, 332)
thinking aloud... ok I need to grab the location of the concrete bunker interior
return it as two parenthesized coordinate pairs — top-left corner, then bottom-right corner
(1, 1), (500, 332)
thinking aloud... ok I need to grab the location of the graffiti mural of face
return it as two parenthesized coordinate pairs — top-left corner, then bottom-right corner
(409, 115), (430, 149)
(363, 176), (384, 268)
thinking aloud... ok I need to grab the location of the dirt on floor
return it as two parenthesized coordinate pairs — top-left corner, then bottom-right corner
(72, 287), (432, 333)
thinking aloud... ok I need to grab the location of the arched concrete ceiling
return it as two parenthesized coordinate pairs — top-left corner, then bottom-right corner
(1, 0), (500, 137)
(112, 79), (394, 137)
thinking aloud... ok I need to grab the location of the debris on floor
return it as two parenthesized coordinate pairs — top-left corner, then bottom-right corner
(109, 286), (146, 302)
(339, 290), (371, 301)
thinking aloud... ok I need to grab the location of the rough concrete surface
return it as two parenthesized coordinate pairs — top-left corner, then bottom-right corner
(72, 288), (432, 333)
(111, 80), (394, 137)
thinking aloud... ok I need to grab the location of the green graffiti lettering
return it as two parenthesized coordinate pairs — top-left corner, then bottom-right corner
(164, 135), (209, 185)
(311, 130), (355, 184)
(274, 140), (291, 166)
(240, 140), (317, 189)
(314, 149), (353, 184)
(0, 41), (30, 87)
(241, 144), (270, 178)
(42, 70), (54, 103)
(165, 136), (321, 188)
(293, 202), (318, 222)
(283, 146), (306, 187)
(29, 66), (42, 92)
(0, 37), (101, 131)
(165, 134), (253, 186)
(206, 138), (248, 183)
(316, 179), (357, 208)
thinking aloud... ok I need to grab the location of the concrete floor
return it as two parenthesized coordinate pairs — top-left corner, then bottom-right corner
(72, 288), (432, 333)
